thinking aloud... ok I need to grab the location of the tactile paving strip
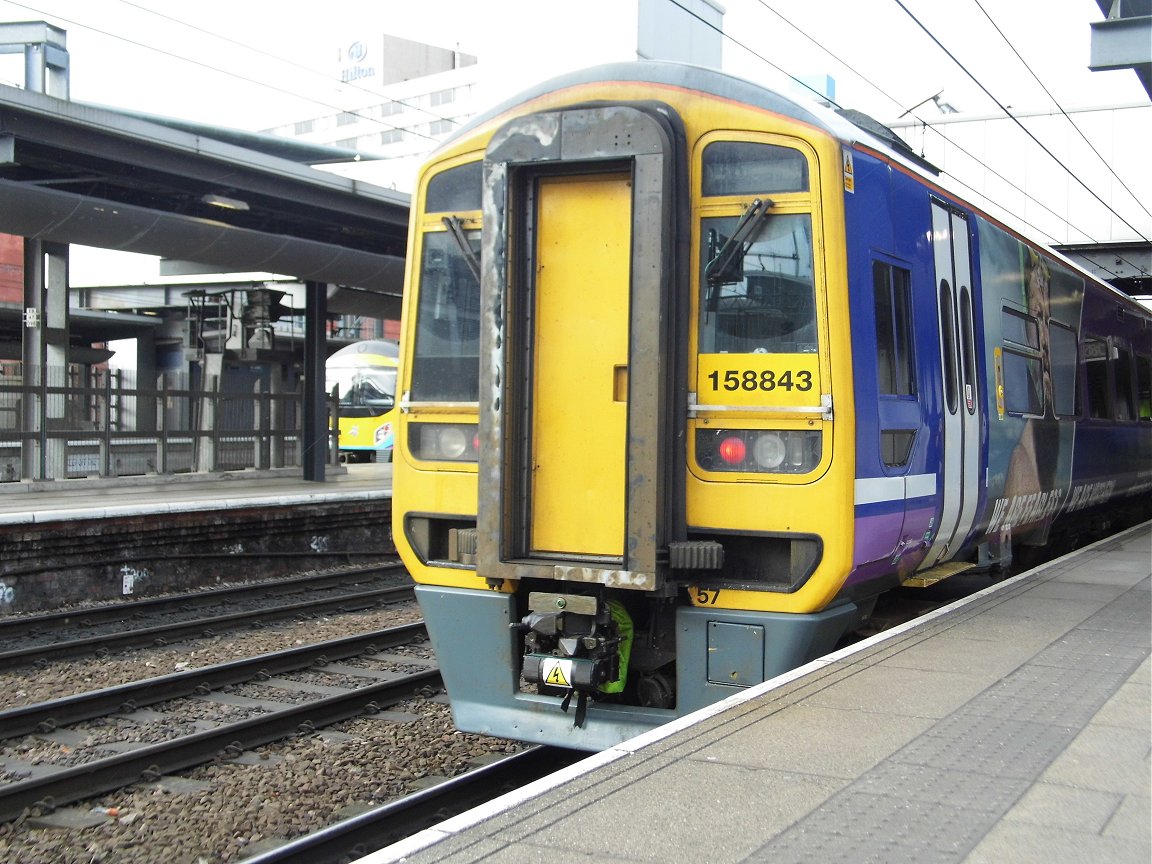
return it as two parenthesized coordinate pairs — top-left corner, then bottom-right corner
(745, 574), (1151, 863)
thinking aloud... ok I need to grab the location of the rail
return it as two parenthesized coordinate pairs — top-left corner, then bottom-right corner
(0, 668), (442, 824)
(0, 583), (415, 668)
(0, 622), (427, 740)
(242, 746), (585, 864)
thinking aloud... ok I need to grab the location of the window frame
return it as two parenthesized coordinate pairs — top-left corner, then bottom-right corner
(1082, 335), (1111, 420)
(1000, 305), (1044, 418)
(1049, 319), (1080, 418)
(407, 158), (485, 407)
(691, 131), (825, 371)
(872, 259), (917, 398)
(1112, 342), (1137, 422)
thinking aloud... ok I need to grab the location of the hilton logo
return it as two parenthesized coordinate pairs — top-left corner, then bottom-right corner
(340, 40), (375, 84)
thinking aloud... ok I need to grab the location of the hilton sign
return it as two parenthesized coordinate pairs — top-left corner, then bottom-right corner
(339, 40), (376, 85)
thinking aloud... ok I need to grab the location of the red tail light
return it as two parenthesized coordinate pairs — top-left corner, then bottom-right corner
(718, 436), (746, 465)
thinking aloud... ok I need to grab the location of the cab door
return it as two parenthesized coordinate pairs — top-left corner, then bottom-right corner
(530, 173), (632, 556)
(476, 104), (686, 591)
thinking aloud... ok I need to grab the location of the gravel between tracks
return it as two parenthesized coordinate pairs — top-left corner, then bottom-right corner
(0, 604), (524, 864)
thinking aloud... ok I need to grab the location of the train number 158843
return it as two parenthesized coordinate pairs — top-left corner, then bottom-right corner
(706, 369), (813, 392)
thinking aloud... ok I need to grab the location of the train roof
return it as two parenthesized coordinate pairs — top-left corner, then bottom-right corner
(327, 340), (399, 363)
(443, 61), (938, 176)
(442, 61), (1148, 316)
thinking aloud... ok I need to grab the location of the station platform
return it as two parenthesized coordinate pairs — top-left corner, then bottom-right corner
(370, 522), (1151, 864)
(0, 463), (395, 612)
(0, 462), (392, 526)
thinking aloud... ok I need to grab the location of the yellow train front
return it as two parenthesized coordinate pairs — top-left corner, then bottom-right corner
(326, 340), (398, 463)
(392, 62), (869, 750)
(395, 62), (1152, 749)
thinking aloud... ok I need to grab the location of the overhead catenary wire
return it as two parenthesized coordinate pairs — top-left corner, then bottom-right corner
(3, 0), (453, 146)
(733, 0), (1143, 278)
(114, 0), (464, 131)
(2, 0), (1144, 278)
(891, 0), (1151, 246)
(970, 0), (1152, 227)
(664, 0), (1134, 280)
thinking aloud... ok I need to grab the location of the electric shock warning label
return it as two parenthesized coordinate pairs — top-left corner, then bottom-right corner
(541, 658), (573, 688)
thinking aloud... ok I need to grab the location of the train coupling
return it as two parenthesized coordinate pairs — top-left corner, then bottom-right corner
(514, 592), (634, 726)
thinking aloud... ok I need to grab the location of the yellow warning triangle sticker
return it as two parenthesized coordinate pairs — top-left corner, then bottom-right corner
(545, 661), (570, 688)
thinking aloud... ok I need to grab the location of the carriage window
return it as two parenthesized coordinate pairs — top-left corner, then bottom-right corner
(1001, 307), (1042, 416)
(1137, 354), (1152, 421)
(873, 261), (915, 396)
(940, 281), (959, 414)
(1113, 345), (1135, 421)
(410, 230), (481, 401)
(702, 141), (809, 196)
(1050, 321), (1079, 417)
(1002, 308), (1039, 349)
(698, 213), (816, 354)
(959, 287), (976, 414)
(1084, 337), (1109, 419)
(426, 161), (483, 213)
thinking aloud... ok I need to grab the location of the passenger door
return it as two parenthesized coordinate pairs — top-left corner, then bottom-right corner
(926, 200), (982, 564)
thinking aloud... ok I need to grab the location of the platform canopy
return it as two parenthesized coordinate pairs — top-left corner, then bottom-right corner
(0, 82), (410, 306)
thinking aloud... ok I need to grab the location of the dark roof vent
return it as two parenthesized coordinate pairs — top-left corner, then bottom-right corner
(836, 108), (941, 175)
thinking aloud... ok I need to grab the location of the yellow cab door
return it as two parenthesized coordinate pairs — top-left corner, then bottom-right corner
(477, 104), (682, 591)
(530, 173), (631, 556)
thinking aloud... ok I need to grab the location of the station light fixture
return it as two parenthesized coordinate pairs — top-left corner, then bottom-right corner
(200, 192), (250, 211)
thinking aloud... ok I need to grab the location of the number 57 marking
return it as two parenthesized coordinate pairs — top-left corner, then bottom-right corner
(693, 587), (721, 605)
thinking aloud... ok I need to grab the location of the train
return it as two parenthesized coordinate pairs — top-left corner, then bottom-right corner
(325, 340), (398, 462)
(391, 62), (1152, 751)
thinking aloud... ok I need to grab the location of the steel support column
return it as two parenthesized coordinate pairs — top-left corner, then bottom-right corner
(302, 281), (327, 481)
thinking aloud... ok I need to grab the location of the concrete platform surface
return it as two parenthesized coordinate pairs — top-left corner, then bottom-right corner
(364, 523), (1151, 864)
(0, 461), (392, 524)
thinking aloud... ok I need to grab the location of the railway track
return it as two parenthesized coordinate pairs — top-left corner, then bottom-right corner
(0, 564), (413, 667)
(243, 746), (586, 864)
(0, 623), (427, 740)
(0, 623), (437, 823)
(0, 554), (1039, 861)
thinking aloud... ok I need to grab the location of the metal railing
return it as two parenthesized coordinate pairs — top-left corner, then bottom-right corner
(0, 365), (340, 483)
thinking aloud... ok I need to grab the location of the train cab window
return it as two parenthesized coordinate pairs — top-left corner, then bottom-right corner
(1001, 307), (1042, 416)
(1084, 337), (1110, 419)
(410, 230), (481, 402)
(1137, 354), (1152, 421)
(1050, 321), (1079, 417)
(1113, 345), (1136, 421)
(426, 161), (483, 212)
(699, 213), (816, 354)
(411, 161), (484, 403)
(873, 261), (915, 396)
(702, 141), (809, 195)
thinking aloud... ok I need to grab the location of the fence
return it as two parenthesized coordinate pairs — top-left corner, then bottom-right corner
(0, 364), (339, 482)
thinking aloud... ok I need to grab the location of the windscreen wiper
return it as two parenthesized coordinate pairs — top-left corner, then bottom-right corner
(442, 216), (482, 283)
(704, 197), (774, 287)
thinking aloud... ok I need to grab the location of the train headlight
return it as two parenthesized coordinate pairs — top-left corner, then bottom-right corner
(409, 422), (479, 462)
(696, 429), (821, 474)
(751, 432), (786, 469)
